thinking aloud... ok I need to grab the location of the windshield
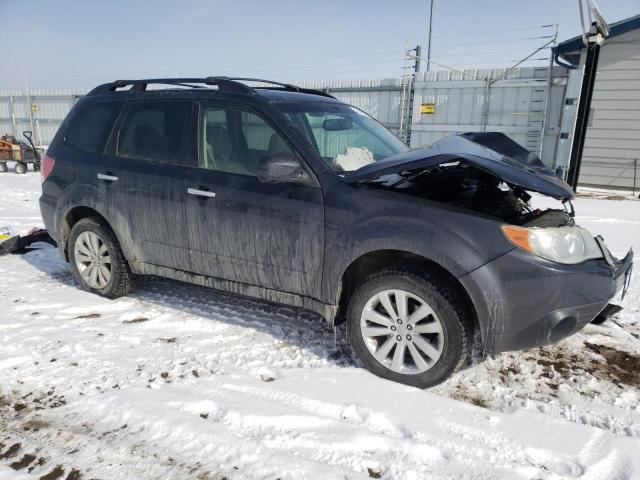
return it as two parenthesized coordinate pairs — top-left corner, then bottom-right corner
(275, 102), (409, 172)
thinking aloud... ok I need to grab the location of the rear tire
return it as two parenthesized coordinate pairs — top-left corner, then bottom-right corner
(0, 162), (7, 173)
(15, 162), (27, 174)
(347, 266), (472, 389)
(68, 217), (134, 298)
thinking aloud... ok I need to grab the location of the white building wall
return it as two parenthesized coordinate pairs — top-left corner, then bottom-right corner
(579, 28), (640, 189)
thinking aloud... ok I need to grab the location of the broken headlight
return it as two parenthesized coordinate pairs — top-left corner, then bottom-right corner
(501, 225), (604, 265)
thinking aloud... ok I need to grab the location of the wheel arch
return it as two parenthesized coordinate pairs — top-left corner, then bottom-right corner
(59, 206), (122, 262)
(335, 249), (480, 340)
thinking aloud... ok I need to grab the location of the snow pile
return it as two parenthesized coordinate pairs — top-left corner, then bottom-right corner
(0, 172), (638, 479)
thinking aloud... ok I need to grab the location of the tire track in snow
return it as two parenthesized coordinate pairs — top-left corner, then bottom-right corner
(1, 192), (639, 480)
(190, 378), (588, 478)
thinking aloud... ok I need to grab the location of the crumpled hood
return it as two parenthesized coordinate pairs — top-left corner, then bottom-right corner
(344, 132), (574, 200)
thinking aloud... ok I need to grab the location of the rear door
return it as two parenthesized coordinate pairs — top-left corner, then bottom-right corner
(106, 99), (196, 271)
(183, 100), (324, 296)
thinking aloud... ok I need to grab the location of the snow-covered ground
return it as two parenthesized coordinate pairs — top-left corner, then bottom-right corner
(0, 171), (639, 480)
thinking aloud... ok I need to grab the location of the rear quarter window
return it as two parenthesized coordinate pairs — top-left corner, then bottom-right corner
(63, 102), (123, 154)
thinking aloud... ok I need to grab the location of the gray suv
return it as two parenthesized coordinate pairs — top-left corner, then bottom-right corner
(39, 77), (633, 388)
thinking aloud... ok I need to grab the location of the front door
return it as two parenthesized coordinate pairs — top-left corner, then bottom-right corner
(184, 101), (324, 296)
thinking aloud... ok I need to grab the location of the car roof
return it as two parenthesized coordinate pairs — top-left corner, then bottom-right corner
(84, 77), (339, 105)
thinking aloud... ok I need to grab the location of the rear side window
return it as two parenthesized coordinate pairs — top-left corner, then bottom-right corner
(64, 102), (122, 154)
(117, 102), (190, 164)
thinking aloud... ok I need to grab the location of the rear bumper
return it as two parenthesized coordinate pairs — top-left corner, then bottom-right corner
(39, 195), (58, 242)
(460, 247), (633, 354)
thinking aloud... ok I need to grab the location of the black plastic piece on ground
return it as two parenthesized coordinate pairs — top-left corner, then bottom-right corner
(0, 229), (56, 256)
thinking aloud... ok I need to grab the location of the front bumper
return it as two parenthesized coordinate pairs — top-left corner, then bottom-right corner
(459, 246), (633, 354)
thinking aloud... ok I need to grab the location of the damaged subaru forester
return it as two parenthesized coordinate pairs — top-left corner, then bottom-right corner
(39, 77), (633, 388)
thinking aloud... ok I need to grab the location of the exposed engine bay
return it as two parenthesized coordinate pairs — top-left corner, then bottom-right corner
(375, 161), (575, 227)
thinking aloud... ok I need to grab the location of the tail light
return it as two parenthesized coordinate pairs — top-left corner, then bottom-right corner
(41, 154), (55, 181)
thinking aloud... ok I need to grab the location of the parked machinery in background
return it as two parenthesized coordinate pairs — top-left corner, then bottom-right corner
(0, 132), (43, 174)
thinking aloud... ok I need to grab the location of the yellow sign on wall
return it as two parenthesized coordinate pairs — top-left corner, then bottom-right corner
(31, 105), (38, 113)
(420, 103), (435, 114)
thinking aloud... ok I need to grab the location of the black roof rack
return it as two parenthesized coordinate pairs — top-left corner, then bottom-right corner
(86, 76), (335, 99)
(87, 77), (252, 96)
(228, 77), (335, 99)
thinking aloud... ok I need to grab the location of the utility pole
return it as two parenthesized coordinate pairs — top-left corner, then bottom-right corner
(426, 0), (434, 71)
(539, 24), (559, 157)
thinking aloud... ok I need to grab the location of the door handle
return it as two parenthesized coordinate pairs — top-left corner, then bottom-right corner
(188, 187), (216, 198)
(97, 173), (118, 182)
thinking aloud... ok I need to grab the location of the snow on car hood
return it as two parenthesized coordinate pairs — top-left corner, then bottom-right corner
(344, 132), (575, 200)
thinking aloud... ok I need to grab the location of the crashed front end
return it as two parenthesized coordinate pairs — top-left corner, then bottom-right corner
(460, 241), (632, 353)
(347, 132), (633, 354)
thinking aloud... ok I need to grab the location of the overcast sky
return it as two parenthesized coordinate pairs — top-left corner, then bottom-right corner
(1, 0), (638, 89)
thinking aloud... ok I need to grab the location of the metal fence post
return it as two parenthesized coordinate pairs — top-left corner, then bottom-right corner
(481, 77), (490, 132)
(8, 95), (17, 136)
(634, 158), (637, 197)
(539, 62), (554, 157)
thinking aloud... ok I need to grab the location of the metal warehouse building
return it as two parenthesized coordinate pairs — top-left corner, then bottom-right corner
(554, 14), (640, 190)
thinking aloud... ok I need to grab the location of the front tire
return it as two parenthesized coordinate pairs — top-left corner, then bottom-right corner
(68, 217), (134, 298)
(347, 266), (472, 388)
(15, 162), (27, 174)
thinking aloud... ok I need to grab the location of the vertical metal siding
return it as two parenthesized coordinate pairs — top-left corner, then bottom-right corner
(577, 29), (640, 189)
(301, 67), (566, 167)
(0, 89), (84, 146)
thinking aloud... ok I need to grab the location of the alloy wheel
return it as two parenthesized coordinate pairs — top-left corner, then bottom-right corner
(74, 231), (112, 289)
(360, 289), (444, 374)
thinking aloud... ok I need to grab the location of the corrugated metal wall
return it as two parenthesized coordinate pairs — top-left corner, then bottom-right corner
(0, 67), (566, 168)
(302, 66), (566, 166)
(578, 28), (640, 190)
(411, 68), (556, 155)
(0, 89), (84, 146)
(300, 78), (404, 131)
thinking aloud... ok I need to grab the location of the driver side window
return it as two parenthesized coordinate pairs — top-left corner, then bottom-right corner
(200, 105), (293, 176)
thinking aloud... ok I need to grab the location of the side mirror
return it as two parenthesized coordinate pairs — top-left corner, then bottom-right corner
(257, 153), (310, 185)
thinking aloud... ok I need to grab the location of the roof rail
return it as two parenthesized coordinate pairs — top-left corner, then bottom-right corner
(227, 77), (336, 99)
(87, 76), (335, 99)
(87, 77), (253, 96)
